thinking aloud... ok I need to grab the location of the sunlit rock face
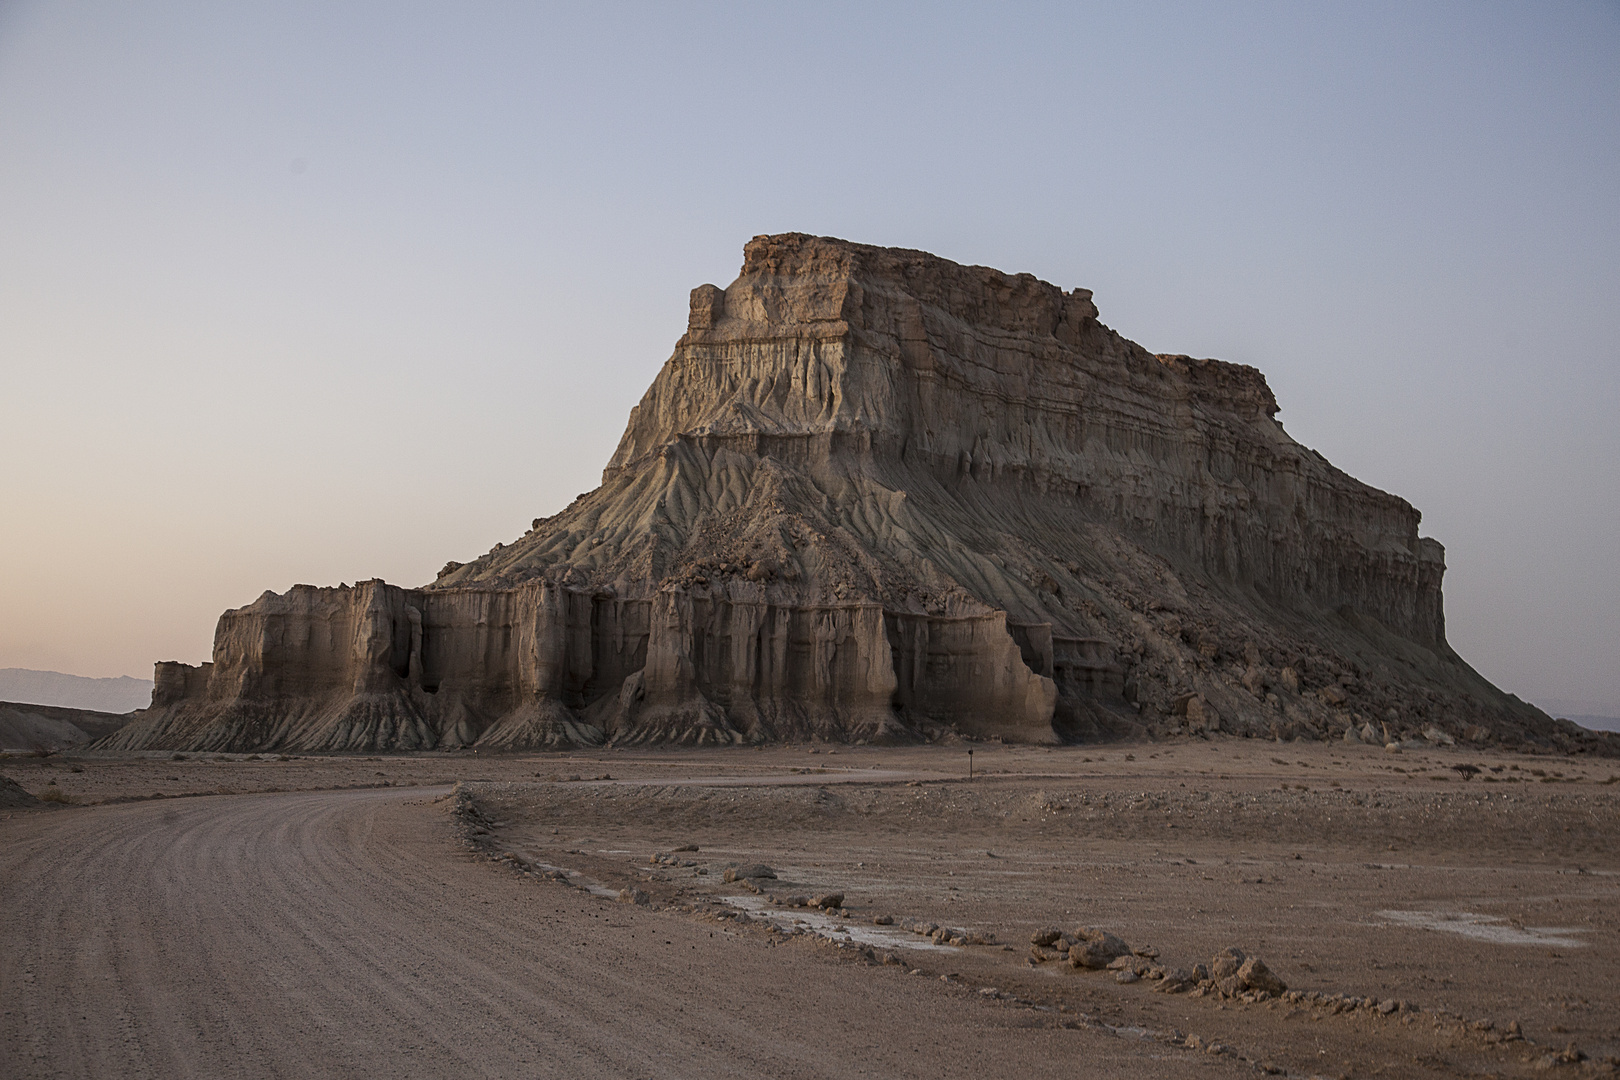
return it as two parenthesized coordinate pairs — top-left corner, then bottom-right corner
(102, 234), (1560, 752)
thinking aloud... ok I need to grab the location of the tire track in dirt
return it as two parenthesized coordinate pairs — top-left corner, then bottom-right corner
(1, 789), (1241, 1079)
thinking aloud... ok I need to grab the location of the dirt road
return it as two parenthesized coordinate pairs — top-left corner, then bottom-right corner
(0, 785), (1241, 1079)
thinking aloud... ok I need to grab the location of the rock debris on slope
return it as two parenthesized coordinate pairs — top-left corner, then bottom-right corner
(98, 234), (1598, 753)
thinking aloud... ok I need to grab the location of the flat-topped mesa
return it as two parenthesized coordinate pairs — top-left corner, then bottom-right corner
(600, 233), (1433, 644)
(101, 234), (1573, 754)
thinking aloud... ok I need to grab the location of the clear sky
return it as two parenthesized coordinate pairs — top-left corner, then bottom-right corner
(1, 2), (1616, 717)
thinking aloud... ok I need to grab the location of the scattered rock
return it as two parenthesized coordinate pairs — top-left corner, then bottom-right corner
(1068, 927), (1132, 969)
(1107, 955), (1150, 974)
(617, 887), (650, 906)
(810, 892), (844, 910)
(1155, 969), (1195, 993)
(1031, 927), (1063, 947)
(1236, 956), (1286, 994)
(1201, 947), (1287, 997)
(722, 864), (777, 883)
(1210, 946), (1246, 980)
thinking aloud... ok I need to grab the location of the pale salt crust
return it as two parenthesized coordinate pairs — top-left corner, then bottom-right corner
(722, 895), (960, 952)
(1374, 909), (1587, 948)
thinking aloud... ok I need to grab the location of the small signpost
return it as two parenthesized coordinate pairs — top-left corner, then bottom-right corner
(968, 747), (974, 780)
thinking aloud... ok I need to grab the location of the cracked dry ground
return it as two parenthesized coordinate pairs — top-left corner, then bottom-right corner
(4, 739), (1618, 1078)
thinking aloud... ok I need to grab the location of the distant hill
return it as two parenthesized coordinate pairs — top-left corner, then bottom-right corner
(1567, 714), (1620, 734)
(0, 700), (134, 752)
(0, 669), (152, 714)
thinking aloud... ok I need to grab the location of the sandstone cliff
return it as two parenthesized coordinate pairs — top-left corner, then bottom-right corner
(101, 234), (1583, 753)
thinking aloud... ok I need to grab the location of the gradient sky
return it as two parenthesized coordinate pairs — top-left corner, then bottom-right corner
(1, 2), (1616, 716)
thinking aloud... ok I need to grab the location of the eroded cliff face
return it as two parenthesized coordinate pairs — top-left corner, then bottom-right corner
(103, 234), (1567, 752)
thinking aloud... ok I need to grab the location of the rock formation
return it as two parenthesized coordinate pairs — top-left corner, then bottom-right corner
(100, 233), (1586, 753)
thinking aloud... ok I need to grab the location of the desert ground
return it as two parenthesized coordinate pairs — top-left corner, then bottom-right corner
(3, 737), (1617, 1078)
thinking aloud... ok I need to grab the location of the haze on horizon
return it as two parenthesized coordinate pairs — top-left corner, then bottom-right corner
(1, 2), (1616, 718)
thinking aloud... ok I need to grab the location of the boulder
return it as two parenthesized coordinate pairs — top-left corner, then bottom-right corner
(1155, 968), (1195, 993)
(1185, 696), (1219, 731)
(1207, 948), (1286, 996)
(1210, 947), (1246, 980)
(1069, 927), (1132, 969)
(1237, 956), (1287, 994)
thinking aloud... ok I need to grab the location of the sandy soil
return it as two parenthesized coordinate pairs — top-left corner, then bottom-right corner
(3, 738), (1617, 1078)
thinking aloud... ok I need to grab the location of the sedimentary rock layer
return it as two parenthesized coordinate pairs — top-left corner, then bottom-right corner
(101, 234), (1583, 753)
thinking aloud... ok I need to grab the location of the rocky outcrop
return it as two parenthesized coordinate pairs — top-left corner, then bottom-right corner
(102, 233), (1582, 752)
